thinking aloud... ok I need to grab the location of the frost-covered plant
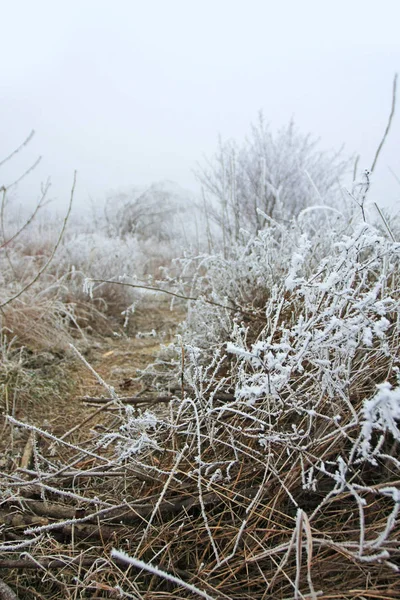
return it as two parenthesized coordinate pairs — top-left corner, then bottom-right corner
(110, 408), (163, 459)
(57, 231), (142, 319)
(358, 382), (400, 461)
(0, 138), (79, 350)
(223, 222), (399, 403)
(197, 115), (350, 250)
(139, 210), (400, 593)
(177, 208), (352, 352)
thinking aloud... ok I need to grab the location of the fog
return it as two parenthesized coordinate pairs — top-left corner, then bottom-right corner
(1, 0), (399, 212)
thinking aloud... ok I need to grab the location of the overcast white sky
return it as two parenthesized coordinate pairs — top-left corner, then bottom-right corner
(1, 0), (399, 213)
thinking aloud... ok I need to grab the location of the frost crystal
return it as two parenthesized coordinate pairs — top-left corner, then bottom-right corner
(116, 409), (163, 459)
(359, 383), (400, 459)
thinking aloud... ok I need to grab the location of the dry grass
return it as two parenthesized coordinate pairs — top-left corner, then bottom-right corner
(0, 305), (398, 599)
(1, 297), (74, 352)
(0, 181), (399, 598)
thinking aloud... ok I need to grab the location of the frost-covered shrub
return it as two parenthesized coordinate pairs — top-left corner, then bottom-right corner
(57, 231), (142, 320)
(197, 116), (350, 249)
(178, 208), (351, 351)
(222, 221), (399, 402)
(174, 217), (400, 444)
(103, 180), (196, 242)
(56, 181), (203, 321)
(119, 212), (400, 596)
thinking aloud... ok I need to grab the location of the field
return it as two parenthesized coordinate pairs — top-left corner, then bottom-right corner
(1, 124), (399, 600)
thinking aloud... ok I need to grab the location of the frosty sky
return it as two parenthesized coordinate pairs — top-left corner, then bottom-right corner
(1, 0), (399, 212)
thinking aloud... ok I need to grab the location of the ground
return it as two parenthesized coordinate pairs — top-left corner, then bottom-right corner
(0, 303), (183, 476)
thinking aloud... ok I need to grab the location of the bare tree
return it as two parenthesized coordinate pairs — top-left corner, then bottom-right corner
(196, 115), (350, 251)
(103, 181), (192, 243)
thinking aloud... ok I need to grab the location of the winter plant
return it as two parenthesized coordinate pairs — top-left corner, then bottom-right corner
(196, 115), (350, 252)
(1, 107), (399, 598)
(106, 202), (400, 597)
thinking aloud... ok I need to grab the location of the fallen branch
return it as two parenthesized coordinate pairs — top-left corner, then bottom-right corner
(0, 556), (108, 571)
(0, 507), (119, 542)
(17, 468), (128, 480)
(1, 485), (263, 538)
(59, 400), (116, 441)
(81, 394), (174, 405)
(0, 579), (18, 600)
(81, 391), (235, 405)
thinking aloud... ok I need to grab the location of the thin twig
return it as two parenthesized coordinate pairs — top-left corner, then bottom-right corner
(0, 183), (49, 251)
(87, 278), (257, 319)
(0, 172), (76, 308)
(0, 130), (35, 169)
(59, 400), (116, 441)
(371, 74), (397, 173)
(373, 202), (397, 242)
